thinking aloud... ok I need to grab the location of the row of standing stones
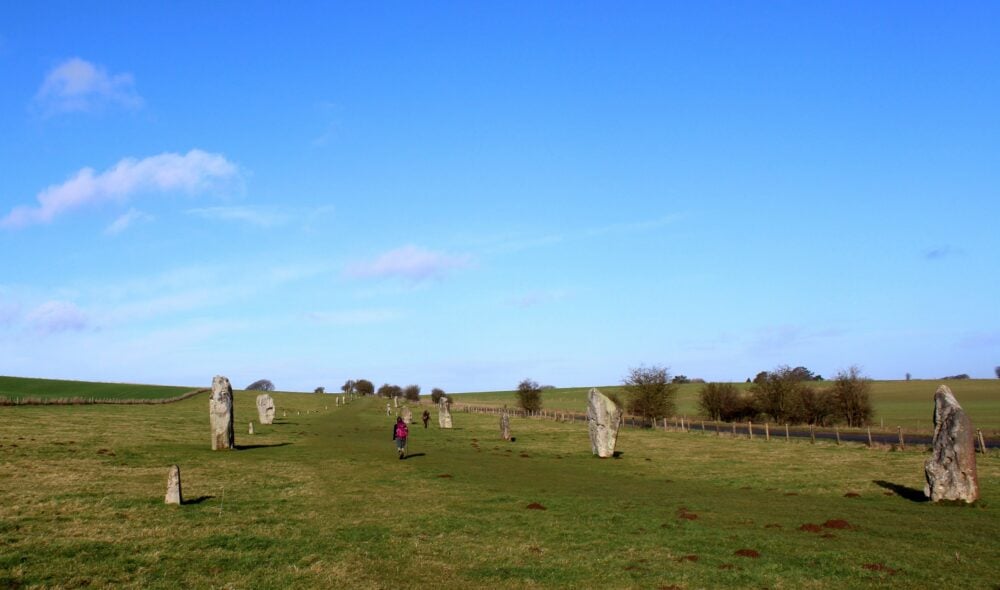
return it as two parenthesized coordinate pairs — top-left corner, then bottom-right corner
(170, 379), (980, 505)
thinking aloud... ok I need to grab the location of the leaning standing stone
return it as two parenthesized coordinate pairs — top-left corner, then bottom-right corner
(165, 465), (182, 505)
(256, 394), (275, 425)
(438, 396), (453, 428)
(924, 385), (979, 503)
(210, 375), (235, 450)
(501, 411), (511, 441)
(402, 407), (413, 424)
(587, 388), (622, 458)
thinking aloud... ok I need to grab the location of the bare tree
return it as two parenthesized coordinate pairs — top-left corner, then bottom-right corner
(516, 379), (543, 412)
(430, 388), (446, 403)
(403, 384), (421, 402)
(698, 382), (751, 421)
(341, 380), (356, 395)
(246, 379), (274, 392)
(832, 366), (873, 427)
(623, 365), (677, 427)
(749, 366), (811, 424)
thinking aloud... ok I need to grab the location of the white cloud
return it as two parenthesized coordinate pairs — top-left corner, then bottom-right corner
(186, 206), (288, 228)
(34, 57), (142, 115)
(305, 308), (401, 326)
(104, 208), (152, 235)
(345, 245), (474, 281)
(1, 149), (240, 228)
(25, 301), (89, 334)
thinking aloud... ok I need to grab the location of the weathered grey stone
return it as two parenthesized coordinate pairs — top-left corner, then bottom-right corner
(925, 385), (979, 503)
(393, 396), (399, 408)
(587, 388), (622, 458)
(256, 394), (275, 425)
(248, 421), (255, 435)
(210, 375), (235, 450)
(501, 411), (511, 441)
(165, 464), (182, 505)
(402, 407), (413, 424)
(438, 397), (453, 428)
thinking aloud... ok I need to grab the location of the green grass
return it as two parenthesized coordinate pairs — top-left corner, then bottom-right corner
(0, 375), (196, 400)
(452, 379), (1000, 433)
(1, 392), (998, 588)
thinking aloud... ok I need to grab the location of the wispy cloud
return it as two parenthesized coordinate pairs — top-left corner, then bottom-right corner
(104, 208), (152, 235)
(923, 245), (962, 260)
(34, 57), (142, 115)
(345, 245), (474, 281)
(305, 308), (401, 326)
(25, 301), (89, 334)
(186, 206), (288, 228)
(1, 150), (240, 229)
(485, 214), (681, 254)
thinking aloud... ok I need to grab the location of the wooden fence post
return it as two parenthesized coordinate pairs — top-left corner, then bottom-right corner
(748, 421), (753, 440)
(897, 426), (905, 451)
(764, 422), (770, 442)
(977, 429), (986, 454)
(715, 421), (720, 436)
(809, 425), (815, 444)
(785, 423), (789, 442)
(866, 426), (873, 448)
(731, 422), (736, 437)
(835, 426), (841, 446)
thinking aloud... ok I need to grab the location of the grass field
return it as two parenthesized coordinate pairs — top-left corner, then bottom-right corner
(0, 376), (196, 401)
(1, 391), (997, 588)
(452, 380), (1000, 433)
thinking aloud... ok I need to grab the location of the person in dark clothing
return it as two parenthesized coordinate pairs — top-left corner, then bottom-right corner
(393, 417), (409, 459)
(421, 410), (431, 428)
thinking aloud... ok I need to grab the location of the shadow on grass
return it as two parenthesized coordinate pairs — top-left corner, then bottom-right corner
(184, 496), (214, 505)
(402, 453), (426, 460)
(613, 451), (625, 459)
(236, 442), (292, 451)
(874, 480), (928, 503)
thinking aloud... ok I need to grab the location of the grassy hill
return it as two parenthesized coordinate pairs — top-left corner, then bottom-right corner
(0, 376), (196, 401)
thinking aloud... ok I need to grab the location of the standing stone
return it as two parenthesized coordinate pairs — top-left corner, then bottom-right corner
(248, 421), (255, 435)
(394, 396), (399, 408)
(587, 388), (622, 458)
(165, 465), (182, 505)
(438, 396), (453, 429)
(210, 375), (235, 450)
(402, 407), (413, 424)
(256, 394), (275, 425)
(924, 385), (979, 503)
(501, 411), (511, 441)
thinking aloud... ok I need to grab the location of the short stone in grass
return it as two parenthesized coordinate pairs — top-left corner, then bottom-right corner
(256, 394), (275, 425)
(165, 465), (182, 505)
(438, 396), (453, 429)
(401, 407), (413, 424)
(500, 411), (511, 441)
(586, 387), (622, 458)
(924, 385), (979, 503)
(248, 421), (254, 435)
(209, 375), (235, 450)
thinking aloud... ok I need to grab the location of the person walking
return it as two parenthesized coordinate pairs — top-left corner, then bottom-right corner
(392, 417), (409, 459)
(421, 410), (430, 428)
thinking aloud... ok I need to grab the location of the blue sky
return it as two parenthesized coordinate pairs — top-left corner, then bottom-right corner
(1, 2), (998, 392)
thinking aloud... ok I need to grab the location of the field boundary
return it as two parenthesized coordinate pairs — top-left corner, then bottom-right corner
(0, 387), (210, 406)
(452, 402), (998, 451)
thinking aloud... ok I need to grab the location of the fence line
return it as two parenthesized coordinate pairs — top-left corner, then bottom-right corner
(450, 403), (996, 452)
(0, 388), (210, 406)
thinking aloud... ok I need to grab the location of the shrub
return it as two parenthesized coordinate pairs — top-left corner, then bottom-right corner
(699, 382), (740, 421)
(516, 379), (543, 412)
(672, 375), (691, 384)
(403, 384), (421, 402)
(377, 383), (402, 398)
(941, 373), (970, 380)
(623, 365), (677, 427)
(995, 366), (1000, 379)
(354, 379), (374, 396)
(340, 380), (356, 394)
(749, 366), (811, 424)
(246, 379), (274, 392)
(430, 388), (446, 403)
(832, 366), (873, 427)
(314, 387), (325, 394)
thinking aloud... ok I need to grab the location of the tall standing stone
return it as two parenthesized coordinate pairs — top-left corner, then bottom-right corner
(210, 375), (235, 450)
(165, 465), (182, 505)
(402, 407), (413, 424)
(500, 411), (511, 441)
(587, 388), (622, 458)
(256, 394), (275, 425)
(438, 396), (453, 429)
(924, 385), (979, 503)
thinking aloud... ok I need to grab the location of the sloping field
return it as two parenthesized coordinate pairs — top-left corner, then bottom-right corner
(453, 380), (1000, 432)
(0, 376), (195, 401)
(1, 394), (997, 588)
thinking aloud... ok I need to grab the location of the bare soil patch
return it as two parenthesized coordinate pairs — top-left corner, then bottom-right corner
(822, 519), (852, 530)
(735, 549), (760, 558)
(799, 523), (822, 533)
(862, 563), (898, 575)
(526, 502), (546, 510)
